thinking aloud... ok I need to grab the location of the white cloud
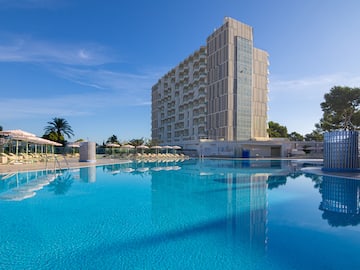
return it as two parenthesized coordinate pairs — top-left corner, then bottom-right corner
(0, 95), (100, 119)
(78, 49), (89, 59)
(0, 67), (155, 120)
(268, 72), (360, 134)
(0, 33), (161, 119)
(269, 72), (360, 105)
(270, 73), (360, 94)
(52, 66), (159, 104)
(0, 35), (114, 65)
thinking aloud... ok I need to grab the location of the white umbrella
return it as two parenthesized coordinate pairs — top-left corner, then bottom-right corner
(136, 145), (149, 154)
(172, 145), (181, 154)
(162, 145), (173, 154)
(136, 145), (149, 149)
(106, 143), (121, 147)
(151, 145), (162, 154)
(121, 144), (135, 149)
(121, 144), (135, 154)
(67, 142), (81, 155)
(105, 143), (121, 156)
(67, 142), (81, 148)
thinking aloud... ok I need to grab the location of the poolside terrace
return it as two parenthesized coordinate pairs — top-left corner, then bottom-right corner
(0, 153), (189, 174)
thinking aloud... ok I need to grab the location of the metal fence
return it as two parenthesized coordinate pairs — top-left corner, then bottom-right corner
(323, 131), (359, 172)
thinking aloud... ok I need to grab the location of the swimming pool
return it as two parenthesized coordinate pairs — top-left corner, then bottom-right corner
(1, 159), (360, 269)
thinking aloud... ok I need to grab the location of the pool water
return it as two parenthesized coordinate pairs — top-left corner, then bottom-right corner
(1, 159), (360, 269)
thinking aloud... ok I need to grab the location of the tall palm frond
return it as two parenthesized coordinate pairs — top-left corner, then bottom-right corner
(44, 117), (74, 139)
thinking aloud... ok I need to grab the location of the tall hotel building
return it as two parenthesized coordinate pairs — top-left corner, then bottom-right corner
(152, 17), (269, 146)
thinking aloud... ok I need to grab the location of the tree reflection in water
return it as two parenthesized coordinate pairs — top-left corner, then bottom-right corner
(48, 172), (74, 195)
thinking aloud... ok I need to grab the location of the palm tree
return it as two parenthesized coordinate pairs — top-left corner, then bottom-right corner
(44, 117), (74, 143)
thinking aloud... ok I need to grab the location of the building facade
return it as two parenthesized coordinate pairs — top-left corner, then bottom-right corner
(152, 17), (269, 146)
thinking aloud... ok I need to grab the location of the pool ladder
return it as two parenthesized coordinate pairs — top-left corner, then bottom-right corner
(53, 154), (70, 171)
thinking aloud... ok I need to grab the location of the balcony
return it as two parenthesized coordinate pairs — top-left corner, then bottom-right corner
(199, 73), (207, 80)
(197, 90), (206, 98)
(193, 65), (200, 73)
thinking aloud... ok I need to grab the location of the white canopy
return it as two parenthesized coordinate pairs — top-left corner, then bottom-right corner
(0, 129), (62, 146)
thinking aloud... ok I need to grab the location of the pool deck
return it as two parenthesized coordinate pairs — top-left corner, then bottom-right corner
(301, 167), (360, 180)
(0, 157), (132, 174)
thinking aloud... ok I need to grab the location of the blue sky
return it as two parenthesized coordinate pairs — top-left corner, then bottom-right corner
(1, 0), (360, 143)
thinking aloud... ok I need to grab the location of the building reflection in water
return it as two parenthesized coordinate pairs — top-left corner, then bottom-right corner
(222, 173), (268, 258)
(80, 166), (97, 183)
(319, 175), (360, 227)
(150, 159), (272, 259)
